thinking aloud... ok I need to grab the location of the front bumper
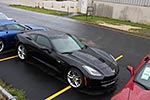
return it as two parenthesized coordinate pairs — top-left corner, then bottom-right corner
(76, 83), (117, 95)
(87, 76), (118, 88)
(76, 75), (118, 95)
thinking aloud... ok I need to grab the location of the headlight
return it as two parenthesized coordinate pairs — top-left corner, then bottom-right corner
(82, 65), (102, 77)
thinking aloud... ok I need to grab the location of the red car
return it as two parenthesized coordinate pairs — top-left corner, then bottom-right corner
(111, 54), (150, 100)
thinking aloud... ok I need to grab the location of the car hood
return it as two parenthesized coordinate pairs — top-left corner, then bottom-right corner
(111, 81), (150, 100)
(59, 47), (118, 77)
(24, 24), (45, 30)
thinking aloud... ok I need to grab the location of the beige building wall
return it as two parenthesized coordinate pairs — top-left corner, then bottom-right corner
(93, 1), (150, 24)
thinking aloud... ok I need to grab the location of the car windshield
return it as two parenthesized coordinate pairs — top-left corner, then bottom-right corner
(0, 13), (8, 20)
(134, 62), (150, 90)
(51, 35), (84, 53)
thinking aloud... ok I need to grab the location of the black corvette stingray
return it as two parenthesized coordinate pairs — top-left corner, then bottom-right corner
(16, 30), (119, 90)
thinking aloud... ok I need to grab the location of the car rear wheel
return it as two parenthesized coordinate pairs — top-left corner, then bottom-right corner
(0, 39), (4, 52)
(17, 44), (27, 60)
(67, 68), (84, 88)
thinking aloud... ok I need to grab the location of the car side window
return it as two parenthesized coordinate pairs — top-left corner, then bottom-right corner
(36, 35), (51, 48)
(29, 34), (37, 41)
(6, 24), (25, 30)
(0, 26), (5, 31)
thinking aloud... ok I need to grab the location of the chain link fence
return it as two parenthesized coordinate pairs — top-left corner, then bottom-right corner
(94, 0), (150, 7)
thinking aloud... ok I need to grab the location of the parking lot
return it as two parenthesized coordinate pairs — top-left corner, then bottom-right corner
(0, 2), (150, 100)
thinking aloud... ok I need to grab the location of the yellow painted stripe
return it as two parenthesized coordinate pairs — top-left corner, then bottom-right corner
(45, 85), (71, 100)
(0, 55), (18, 62)
(115, 55), (123, 61)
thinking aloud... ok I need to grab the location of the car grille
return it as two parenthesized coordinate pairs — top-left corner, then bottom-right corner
(87, 75), (118, 89)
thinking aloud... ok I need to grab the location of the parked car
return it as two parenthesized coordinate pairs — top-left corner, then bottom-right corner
(0, 12), (15, 21)
(111, 54), (150, 100)
(16, 30), (119, 90)
(0, 20), (45, 52)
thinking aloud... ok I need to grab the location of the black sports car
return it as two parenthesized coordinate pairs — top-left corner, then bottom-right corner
(16, 30), (119, 90)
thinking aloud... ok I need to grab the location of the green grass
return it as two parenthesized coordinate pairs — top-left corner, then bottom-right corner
(10, 5), (68, 16)
(71, 15), (150, 30)
(0, 80), (26, 100)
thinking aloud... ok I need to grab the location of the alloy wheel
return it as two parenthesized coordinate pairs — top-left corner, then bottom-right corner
(18, 44), (26, 60)
(67, 69), (83, 88)
(0, 39), (4, 52)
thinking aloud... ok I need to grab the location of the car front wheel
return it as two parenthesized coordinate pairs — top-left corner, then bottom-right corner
(0, 39), (4, 52)
(17, 44), (27, 60)
(67, 68), (84, 88)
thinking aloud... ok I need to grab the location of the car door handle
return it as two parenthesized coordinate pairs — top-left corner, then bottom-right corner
(6, 32), (8, 34)
(57, 60), (61, 63)
(26, 37), (32, 40)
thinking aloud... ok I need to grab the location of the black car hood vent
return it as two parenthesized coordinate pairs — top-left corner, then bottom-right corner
(71, 51), (103, 66)
(98, 57), (105, 63)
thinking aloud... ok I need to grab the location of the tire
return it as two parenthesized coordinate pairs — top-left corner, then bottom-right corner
(0, 39), (4, 52)
(17, 44), (27, 60)
(67, 68), (84, 88)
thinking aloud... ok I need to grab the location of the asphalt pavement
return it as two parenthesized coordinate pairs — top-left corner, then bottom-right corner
(0, 2), (150, 100)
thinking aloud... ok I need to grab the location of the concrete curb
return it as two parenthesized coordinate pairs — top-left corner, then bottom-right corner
(0, 86), (17, 100)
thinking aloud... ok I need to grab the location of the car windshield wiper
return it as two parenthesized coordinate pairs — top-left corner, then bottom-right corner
(134, 80), (149, 90)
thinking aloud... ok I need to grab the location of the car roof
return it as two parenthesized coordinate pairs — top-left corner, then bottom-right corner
(26, 30), (68, 39)
(0, 12), (5, 15)
(0, 20), (17, 26)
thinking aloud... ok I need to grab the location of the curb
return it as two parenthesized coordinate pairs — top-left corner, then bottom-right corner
(0, 86), (17, 100)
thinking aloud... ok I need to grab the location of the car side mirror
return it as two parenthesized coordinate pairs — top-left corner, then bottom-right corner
(41, 46), (52, 54)
(127, 66), (134, 76)
(85, 45), (88, 48)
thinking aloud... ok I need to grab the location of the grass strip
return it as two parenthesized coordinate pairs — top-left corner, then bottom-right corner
(71, 15), (150, 30)
(10, 5), (68, 16)
(0, 80), (26, 100)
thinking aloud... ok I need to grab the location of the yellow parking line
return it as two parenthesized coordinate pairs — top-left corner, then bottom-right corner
(115, 55), (123, 61)
(0, 55), (18, 62)
(45, 85), (71, 100)
(45, 55), (123, 100)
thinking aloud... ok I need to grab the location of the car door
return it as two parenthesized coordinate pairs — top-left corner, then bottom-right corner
(0, 25), (11, 48)
(5, 24), (25, 46)
(33, 34), (61, 73)
(0, 26), (7, 37)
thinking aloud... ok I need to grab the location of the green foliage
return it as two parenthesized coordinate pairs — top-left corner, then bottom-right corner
(0, 80), (26, 100)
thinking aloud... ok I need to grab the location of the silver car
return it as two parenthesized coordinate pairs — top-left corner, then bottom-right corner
(0, 12), (15, 21)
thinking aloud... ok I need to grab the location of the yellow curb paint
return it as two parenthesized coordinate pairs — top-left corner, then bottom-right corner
(45, 85), (71, 100)
(115, 55), (123, 61)
(0, 55), (18, 62)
